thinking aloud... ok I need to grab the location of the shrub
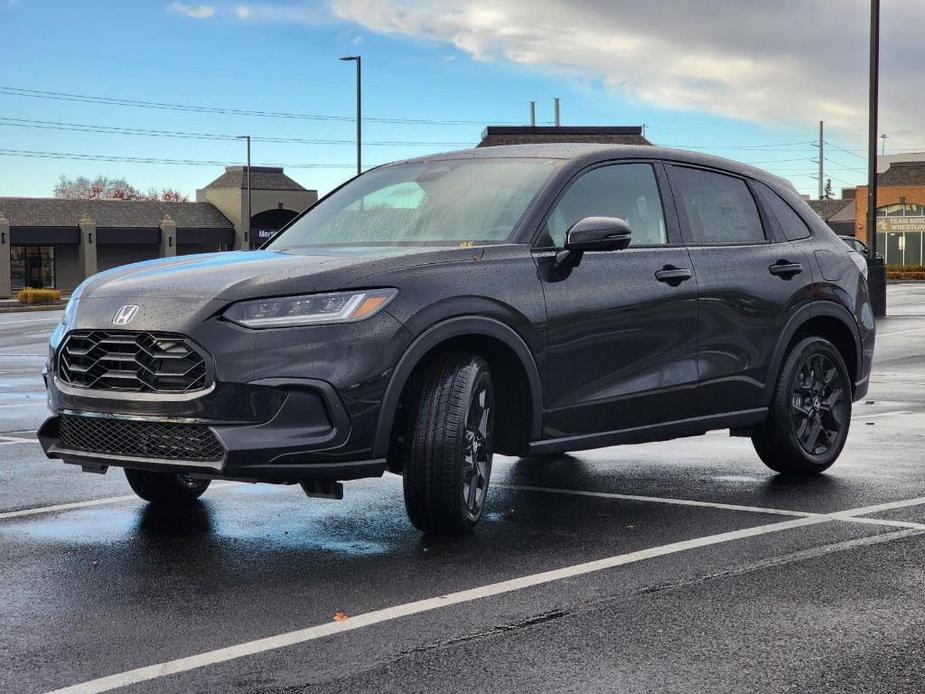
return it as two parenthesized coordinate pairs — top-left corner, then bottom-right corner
(887, 271), (925, 281)
(16, 288), (62, 305)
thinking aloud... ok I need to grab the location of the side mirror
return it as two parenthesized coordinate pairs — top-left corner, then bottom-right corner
(556, 217), (632, 267)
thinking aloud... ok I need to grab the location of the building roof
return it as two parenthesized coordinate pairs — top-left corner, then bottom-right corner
(807, 198), (853, 220)
(878, 161), (925, 186)
(0, 198), (233, 229)
(201, 166), (311, 192)
(477, 126), (652, 147)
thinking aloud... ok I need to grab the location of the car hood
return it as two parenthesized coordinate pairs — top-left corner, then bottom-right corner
(77, 246), (483, 302)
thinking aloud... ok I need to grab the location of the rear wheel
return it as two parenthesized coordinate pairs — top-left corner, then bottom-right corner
(402, 352), (494, 534)
(752, 336), (851, 475)
(124, 468), (210, 505)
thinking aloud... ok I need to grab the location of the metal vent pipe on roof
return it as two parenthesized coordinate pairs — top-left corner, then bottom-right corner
(554, 98), (560, 126)
(529, 101), (536, 127)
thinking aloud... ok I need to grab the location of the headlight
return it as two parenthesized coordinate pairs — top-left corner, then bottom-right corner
(224, 289), (398, 328)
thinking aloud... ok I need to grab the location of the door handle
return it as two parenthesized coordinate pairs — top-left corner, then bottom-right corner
(769, 261), (803, 277)
(655, 266), (692, 285)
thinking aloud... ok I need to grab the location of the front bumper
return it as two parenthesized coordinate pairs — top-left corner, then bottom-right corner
(40, 307), (411, 482)
(39, 376), (387, 481)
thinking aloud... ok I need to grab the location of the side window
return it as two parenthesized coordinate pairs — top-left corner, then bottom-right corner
(754, 183), (812, 241)
(545, 163), (667, 248)
(672, 167), (766, 245)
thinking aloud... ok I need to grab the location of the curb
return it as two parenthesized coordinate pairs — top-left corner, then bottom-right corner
(0, 303), (66, 314)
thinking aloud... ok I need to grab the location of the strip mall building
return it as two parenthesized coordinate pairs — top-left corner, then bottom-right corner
(0, 166), (317, 297)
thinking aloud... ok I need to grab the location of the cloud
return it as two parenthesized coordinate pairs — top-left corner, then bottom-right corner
(166, 2), (216, 19)
(320, 0), (925, 149)
(232, 2), (329, 25)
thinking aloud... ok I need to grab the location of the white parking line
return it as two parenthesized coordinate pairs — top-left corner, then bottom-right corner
(0, 482), (236, 521)
(0, 435), (35, 444)
(878, 326), (925, 338)
(499, 484), (817, 518)
(0, 317), (61, 326)
(45, 494), (925, 694)
(852, 410), (914, 419)
(0, 494), (142, 521)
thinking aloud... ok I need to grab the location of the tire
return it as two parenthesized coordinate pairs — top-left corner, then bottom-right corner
(752, 336), (852, 475)
(124, 468), (210, 505)
(402, 352), (495, 534)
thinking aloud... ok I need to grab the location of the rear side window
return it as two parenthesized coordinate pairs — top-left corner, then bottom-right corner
(671, 166), (766, 245)
(754, 183), (812, 241)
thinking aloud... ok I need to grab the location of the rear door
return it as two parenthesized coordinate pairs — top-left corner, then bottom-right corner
(667, 164), (814, 416)
(536, 161), (700, 439)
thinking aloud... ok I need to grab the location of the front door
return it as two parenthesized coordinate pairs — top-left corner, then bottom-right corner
(536, 162), (699, 439)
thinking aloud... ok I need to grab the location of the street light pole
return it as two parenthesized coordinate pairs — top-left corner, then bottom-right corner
(868, 0), (879, 260)
(867, 0), (886, 318)
(340, 55), (362, 176)
(237, 135), (251, 249)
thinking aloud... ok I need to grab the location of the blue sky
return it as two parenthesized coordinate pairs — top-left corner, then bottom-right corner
(1, 1), (921, 200)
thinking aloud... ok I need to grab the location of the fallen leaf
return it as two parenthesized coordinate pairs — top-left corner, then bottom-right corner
(333, 611), (348, 622)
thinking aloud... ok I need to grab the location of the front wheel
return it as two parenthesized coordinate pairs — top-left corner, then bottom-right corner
(124, 468), (210, 505)
(402, 352), (494, 534)
(752, 336), (852, 475)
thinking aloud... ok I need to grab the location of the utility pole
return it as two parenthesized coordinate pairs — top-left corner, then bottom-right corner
(818, 120), (824, 200)
(236, 135), (251, 249)
(340, 55), (362, 176)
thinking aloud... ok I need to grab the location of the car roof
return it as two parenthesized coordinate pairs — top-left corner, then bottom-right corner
(390, 143), (796, 193)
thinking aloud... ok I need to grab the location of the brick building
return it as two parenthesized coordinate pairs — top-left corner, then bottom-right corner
(854, 160), (925, 266)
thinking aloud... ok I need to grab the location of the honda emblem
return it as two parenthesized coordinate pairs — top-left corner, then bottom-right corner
(112, 305), (140, 326)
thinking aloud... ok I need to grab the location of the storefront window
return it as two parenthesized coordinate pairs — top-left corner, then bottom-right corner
(11, 246), (55, 290)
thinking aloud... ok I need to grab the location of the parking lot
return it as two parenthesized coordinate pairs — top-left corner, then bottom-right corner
(2, 284), (925, 694)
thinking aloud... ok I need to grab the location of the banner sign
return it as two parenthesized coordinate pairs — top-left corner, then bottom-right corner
(878, 216), (925, 233)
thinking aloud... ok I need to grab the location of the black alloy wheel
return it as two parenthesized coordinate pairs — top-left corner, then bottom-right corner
(753, 336), (852, 475)
(402, 352), (495, 534)
(462, 380), (493, 522)
(790, 352), (847, 456)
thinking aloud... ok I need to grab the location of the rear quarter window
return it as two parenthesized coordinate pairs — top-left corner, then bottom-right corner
(755, 183), (812, 241)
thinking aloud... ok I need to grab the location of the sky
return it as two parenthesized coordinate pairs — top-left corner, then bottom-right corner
(1, 0), (923, 200)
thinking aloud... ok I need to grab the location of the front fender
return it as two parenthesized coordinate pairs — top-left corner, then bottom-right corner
(372, 315), (544, 458)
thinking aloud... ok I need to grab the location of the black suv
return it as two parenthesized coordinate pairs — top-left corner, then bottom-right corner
(40, 145), (875, 534)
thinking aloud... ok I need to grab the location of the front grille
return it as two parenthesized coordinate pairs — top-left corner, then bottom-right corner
(58, 331), (208, 393)
(58, 415), (225, 462)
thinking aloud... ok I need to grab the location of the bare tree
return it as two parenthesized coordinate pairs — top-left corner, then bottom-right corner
(54, 175), (188, 202)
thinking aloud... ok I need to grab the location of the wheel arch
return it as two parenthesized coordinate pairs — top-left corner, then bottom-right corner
(373, 316), (543, 462)
(765, 302), (863, 405)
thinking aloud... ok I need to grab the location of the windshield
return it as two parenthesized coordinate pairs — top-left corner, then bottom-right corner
(268, 157), (563, 250)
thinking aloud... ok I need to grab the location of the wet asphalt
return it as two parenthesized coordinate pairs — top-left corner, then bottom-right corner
(2, 286), (925, 693)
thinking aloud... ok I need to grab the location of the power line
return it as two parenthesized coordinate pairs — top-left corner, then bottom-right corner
(0, 86), (519, 126)
(0, 148), (357, 169)
(0, 117), (474, 147)
(659, 141), (815, 150)
(823, 140), (868, 160)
